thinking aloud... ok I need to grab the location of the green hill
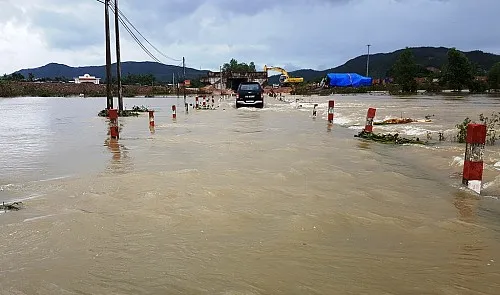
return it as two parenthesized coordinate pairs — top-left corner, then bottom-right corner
(269, 47), (500, 84)
(12, 47), (500, 85)
(13, 61), (208, 82)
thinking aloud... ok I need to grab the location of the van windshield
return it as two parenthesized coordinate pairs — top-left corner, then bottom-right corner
(240, 84), (261, 91)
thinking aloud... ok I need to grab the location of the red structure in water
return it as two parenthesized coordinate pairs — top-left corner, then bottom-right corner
(148, 110), (155, 127)
(108, 109), (119, 139)
(364, 108), (376, 133)
(327, 100), (334, 123)
(462, 124), (487, 194)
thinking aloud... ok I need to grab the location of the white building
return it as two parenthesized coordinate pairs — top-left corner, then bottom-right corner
(74, 74), (100, 84)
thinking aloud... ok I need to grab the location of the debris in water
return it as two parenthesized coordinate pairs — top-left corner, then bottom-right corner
(1, 201), (23, 211)
(374, 118), (416, 125)
(98, 105), (150, 117)
(354, 130), (426, 145)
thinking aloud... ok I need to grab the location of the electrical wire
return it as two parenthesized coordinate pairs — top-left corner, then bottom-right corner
(95, 0), (182, 63)
(111, 0), (182, 62)
(110, 5), (162, 63)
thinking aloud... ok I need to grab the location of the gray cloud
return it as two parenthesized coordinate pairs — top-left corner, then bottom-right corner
(31, 10), (102, 49)
(0, 0), (499, 73)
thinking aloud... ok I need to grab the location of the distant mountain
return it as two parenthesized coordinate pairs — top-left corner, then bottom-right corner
(14, 47), (500, 85)
(14, 61), (208, 82)
(269, 47), (500, 84)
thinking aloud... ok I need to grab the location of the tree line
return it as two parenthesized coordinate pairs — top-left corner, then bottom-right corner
(2, 58), (259, 88)
(392, 47), (500, 93)
(222, 59), (256, 72)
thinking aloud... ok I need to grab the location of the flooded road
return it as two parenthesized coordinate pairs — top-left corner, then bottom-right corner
(1, 94), (500, 294)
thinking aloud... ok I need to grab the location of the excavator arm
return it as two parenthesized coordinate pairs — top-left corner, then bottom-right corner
(264, 65), (289, 78)
(264, 65), (303, 84)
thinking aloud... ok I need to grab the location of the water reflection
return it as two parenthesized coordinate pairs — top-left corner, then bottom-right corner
(453, 191), (479, 223)
(233, 109), (264, 134)
(327, 123), (333, 133)
(104, 138), (133, 174)
(357, 141), (371, 150)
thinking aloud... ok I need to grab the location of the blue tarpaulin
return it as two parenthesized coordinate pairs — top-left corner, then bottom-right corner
(326, 73), (372, 87)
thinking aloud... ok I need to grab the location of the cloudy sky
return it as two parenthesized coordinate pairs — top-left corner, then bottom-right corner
(0, 0), (499, 74)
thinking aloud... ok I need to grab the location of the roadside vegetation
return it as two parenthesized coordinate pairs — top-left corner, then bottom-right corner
(455, 112), (500, 145)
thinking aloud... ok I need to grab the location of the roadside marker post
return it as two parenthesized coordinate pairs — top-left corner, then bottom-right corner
(148, 110), (155, 127)
(364, 108), (377, 133)
(108, 109), (119, 139)
(327, 100), (334, 123)
(462, 124), (487, 194)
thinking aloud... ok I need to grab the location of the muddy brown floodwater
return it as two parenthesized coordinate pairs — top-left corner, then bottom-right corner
(1, 94), (499, 294)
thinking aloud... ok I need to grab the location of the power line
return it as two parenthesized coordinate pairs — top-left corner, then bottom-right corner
(112, 1), (182, 62)
(95, 0), (181, 63)
(107, 2), (161, 62)
(96, 0), (159, 62)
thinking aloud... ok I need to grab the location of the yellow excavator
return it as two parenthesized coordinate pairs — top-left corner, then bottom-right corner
(263, 65), (304, 85)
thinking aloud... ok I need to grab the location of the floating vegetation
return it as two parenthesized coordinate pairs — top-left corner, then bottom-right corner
(355, 130), (426, 145)
(98, 105), (150, 117)
(131, 105), (150, 112)
(374, 118), (416, 125)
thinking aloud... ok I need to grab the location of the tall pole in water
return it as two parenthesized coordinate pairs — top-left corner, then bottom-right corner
(104, 0), (113, 109)
(183, 57), (186, 105)
(220, 65), (223, 90)
(114, 0), (123, 111)
(366, 44), (371, 77)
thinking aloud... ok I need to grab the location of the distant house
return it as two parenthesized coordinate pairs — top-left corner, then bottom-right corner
(74, 74), (100, 84)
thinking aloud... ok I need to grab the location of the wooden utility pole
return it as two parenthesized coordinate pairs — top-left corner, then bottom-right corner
(183, 57), (186, 105)
(366, 44), (371, 77)
(115, 0), (123, 111)
(220, 65), (223, 90)
(104, 0), (113, 109)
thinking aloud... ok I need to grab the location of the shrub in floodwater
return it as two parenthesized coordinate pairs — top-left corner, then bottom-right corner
(455, 117), (472, 143)
(455, 112), (500, 145)
(479, 112), (500, 145)
(131, 105), (149, 112)
(98, 108), (143, 117)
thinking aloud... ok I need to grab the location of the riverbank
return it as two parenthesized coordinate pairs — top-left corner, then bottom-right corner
(0, 81), (213, 98)
(2, 80), (499, 99)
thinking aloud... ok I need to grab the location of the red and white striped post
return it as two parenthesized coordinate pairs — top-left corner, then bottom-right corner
(327, 100), (334, 123)
(364, 108), (376, 133)
(148, 110), (155, 127)
(462, 124), (487, 194)
(195, 96), (199, 109)
(108, 109), (119, 139)
(172, 105), (177, 119)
